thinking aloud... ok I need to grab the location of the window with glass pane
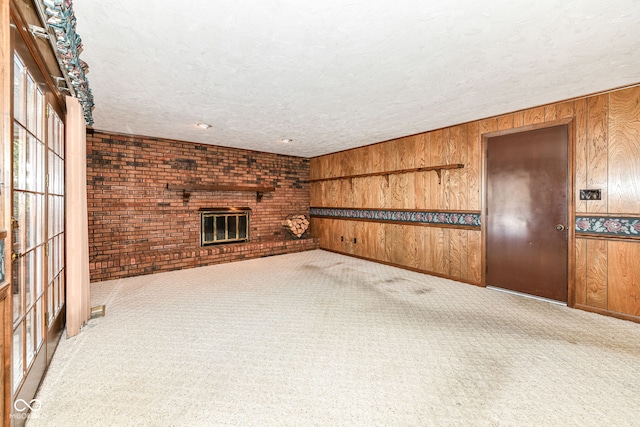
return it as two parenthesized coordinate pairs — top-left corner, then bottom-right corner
(12, 52), (50, 394)
(13, 55), (25, 126)
(12, 327), (23, 392)
(47, 110), (65, 319)
(35, 299), (43, 351)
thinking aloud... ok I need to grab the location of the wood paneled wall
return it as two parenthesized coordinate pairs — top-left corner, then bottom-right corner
(310, 125), (482, 212)
(310, 85), (640, 320)
(311, 218), (482, 284)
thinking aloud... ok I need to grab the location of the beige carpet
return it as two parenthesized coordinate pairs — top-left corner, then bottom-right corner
(27, 250), (640, 426)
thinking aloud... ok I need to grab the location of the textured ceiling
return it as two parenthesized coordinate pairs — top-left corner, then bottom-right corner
(72, 0), (640, 157)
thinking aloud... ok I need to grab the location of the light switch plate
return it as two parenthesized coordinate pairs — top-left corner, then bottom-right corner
(580, 189), (601, 200)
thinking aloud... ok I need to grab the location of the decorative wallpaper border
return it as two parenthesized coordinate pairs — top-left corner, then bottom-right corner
(576, 216), (640, 237)
(310, 211), (640, 236)
(44, 0), (95, 125)
(310, 208), (481, 227)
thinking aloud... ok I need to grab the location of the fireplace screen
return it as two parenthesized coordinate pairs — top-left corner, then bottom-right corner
(201, 208), (250, 245)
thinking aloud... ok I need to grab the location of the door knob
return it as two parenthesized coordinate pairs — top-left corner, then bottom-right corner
(555, 224), (565, 231)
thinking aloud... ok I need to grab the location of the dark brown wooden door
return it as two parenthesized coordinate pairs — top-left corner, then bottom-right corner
(486, 125), (569, 302)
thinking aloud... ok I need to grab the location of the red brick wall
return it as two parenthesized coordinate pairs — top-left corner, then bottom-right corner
(87, 129), (316, 281)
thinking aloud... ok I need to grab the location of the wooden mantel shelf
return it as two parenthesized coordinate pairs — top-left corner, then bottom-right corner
(166, 183), (276, 202)
(308, 163), (464, 185)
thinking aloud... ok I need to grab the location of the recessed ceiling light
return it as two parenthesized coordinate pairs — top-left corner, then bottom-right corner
(280, 138), (293, 143)
(196, 122), (212, 129)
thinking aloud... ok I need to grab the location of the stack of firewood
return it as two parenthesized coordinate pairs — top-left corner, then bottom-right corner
(283, 214), (309, 238)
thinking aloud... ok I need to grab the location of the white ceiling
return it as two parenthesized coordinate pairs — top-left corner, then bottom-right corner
(72, 0), (640, 158)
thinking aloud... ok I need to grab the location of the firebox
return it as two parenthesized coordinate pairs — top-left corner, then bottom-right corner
(200, 208), (251, 245)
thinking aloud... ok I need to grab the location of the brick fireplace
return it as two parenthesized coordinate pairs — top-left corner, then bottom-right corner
(86, 130), (318, 281)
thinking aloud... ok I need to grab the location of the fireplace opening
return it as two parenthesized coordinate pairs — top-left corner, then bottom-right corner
(200, 208), (250, 245)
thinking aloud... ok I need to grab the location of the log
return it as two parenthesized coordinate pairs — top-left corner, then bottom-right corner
(283, 214), (309, 238)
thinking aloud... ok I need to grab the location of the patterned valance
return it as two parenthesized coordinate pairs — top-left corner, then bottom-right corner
(44, 0), (94, 125)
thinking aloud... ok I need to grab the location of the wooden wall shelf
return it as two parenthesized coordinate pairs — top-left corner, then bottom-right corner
(166, 183), (276, 202)
(309, 164), (464, 185)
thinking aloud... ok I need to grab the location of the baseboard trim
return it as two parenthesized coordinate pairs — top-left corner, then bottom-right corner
(574, 304), (640, 324)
